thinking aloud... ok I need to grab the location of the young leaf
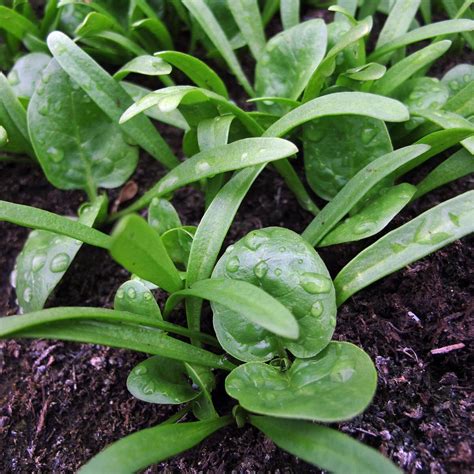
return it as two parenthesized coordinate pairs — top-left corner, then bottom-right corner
(302, 145), (430, 246)
(264, 92), (409, 138)
(148, 197), (182, 235)
(162, 226), (196, 267)
(182, 0), (254, 96)
(184, 363), (218, 420)
(28, 60), (138, 194)
(280, 0), (300, 30)
(441, 63), (474, 96)
(166, 279), (300, 340)
(0, 200), (110, 248)
(127, 355), (199, 404)
(155, 51), (228, 98)
(226, 342), (377, 421)
(132, 18), (174, 51)
(228, 0), (266, 60)
(335, 191), (474, 305)
(109, 214), (183, 293)
(113, 137), (298, 217)
(79, 417), (232, 474)
(303, 115), (393, 200)
(113, 55), (172, 80)
(46, 31), (178, 169)
(0, 5), (40, 40)
(7, 53), (51, 100)
(210, 227), (336, 362)
(339, 62), (386, 82)
(250, 416), (401, 474)
(255, 19), (327, 115)
(369, 19), (474, 61)
(414, 149), (474, 200)
(16, 197), (106, 313)
(318, 184), (416, 247)
(114, 279), (163, 320)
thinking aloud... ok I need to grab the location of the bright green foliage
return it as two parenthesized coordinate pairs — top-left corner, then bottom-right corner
(114, 279), (163, 320)
(148, 197), (181, 235)
(7, 53), (51, 100)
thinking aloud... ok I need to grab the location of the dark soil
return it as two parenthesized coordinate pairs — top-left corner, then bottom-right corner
(1, 5), (474, 474)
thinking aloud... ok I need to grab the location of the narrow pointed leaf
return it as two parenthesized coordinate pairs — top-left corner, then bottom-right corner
(113, 55), (172, 80)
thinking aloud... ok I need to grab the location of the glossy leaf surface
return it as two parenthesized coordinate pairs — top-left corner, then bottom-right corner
(7, 53), (51, 99)
(114, 279), (162, 320)
(211, 227), (336, 362)
(148, 197), (181, 235)
(162, 226), (196, 267)
(113, 55), (172, 80)
(226, 342), (376, 421)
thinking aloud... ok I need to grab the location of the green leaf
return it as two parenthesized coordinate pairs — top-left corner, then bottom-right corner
(442, 63), (474, 96)
(255, 19), (327, 115)
(162, 226), (196, 267)
(280, 0), (300, 29)
(414, 149), (474, 200)
(167, 278), (300, 339)
(46, 31), (178, 169)
(319, 184), (416, 247)
(335, 191), (474, 306)
(264, 92), (409, 138)
(226, 341), (377, 421)
(0, 200), (110, 248)
(113, 55), (172, 80)
(369, 19), (474, 61)
(113, 137), (298, 217)
(16, 197), (106, 313)
(302, 145), (430, 246)
(155, 51), (228, 98)
(148, 197), (182, 235)
(250, 416), (401, 474)
(127, 355), (199, 404)
(28, 60), (138, 194)
(228, 0), (266, 59)
(0, 73), (33, 156)
(340, 62), (386, 81)
(132, 18), (174, 51)
(114, 279), (163, 320)
(110, 214), (183, 293)
(74, 11), (121, 38)
(197, 115), (235, 151)
(182, 0), (254, 96)
(79, 417), (232, 474)
(371, 41), (452, 96)
(184, 363), (218, 420)
(7, 53), (51, 100)
(0, 6), (40, 40)
(303, 115), (393, 200)
(211, 227), (336, 362)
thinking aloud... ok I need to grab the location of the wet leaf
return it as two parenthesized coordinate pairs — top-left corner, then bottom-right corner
(114, 279), (162, 320)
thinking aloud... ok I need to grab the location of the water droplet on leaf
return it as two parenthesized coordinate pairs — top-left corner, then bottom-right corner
(31, 253), (46, 272)
(47, 146), (64, 163)
(50, 253), (70, 273)
(310, 300), (324, 317)
(226, 256), (240, 273)
(300, 273), (332, 294)
(254, 260), (268, 279)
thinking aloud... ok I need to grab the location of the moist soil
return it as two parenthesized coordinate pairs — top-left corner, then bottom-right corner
(1, 7), (474, 474)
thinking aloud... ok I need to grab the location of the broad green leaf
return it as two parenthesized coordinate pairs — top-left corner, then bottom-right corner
(166, 278), (300, 339)
(0, 200), (110, 248)
(121, 81), (189, 130)
(250, 416), (401, 474)
(185, 166), (262, 333)
(303, 115), (393, 200)
(148, 197), (182, 235)
(155, 51), (228, 98)
(369, 19), (474, 61)
(442, 63), (474, 95)
(0, 307), (220, 348)
(113, 55), (172, 80)
(319, 184), (416, 247)
(414, 149), (474, 200)
(339, 62), (386, 81)
(226, 341), (377, 421)
(7, 53), (51, 100)
(79, 417), (232, 474)
(0, 6), (40, 40)
(302, 145), (430, 246)
(197, 115), (234, 151)
(74, 11), (121, 37)
(46, 31), (178, 169)
(182, 0), (254, 96)
(110, 214), (183, 293)
(28, 60), (138, 194)
(127, 355), (199, 404)
(162, 226), (196, 267)
(255, 19), (327, 115)
(264, 92), (409, 138)
(0, 307), (229, 368)
(335, 191), (474, 305)
(280, 0), (300, 29)
(228, 0), (265, 59)
(210, 227), (336, 362)
(113, 137), (297, 217)
(0, 73), (33, 156)
(16, 197), (106, 313)
(372, 41), (452, 96)
(114, 279), (162, 320)
(132, 18), (174, 51)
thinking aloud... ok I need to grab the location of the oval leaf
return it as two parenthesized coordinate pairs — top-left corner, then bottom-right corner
(115, 279), (162, 320)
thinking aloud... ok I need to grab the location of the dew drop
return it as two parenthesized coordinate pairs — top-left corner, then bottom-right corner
(47, 146), (64, 163)
(143, 292), (153, 301)
(143, 383), (155, 395)
(127, 287), (137, 299)
(225, 245), (235, 253)
(38, 104), (48, 116)
(298, 258), (304, 264)
(354, 221), (375, 235)
(8, 70), (19, 86)
(42, 73), (51, 84)
(300, 273), (332, 294)
(31, 253), (46, 272)
(241, 152), (248, 160)
(279, 246), (286, 252)
(254, 260), (268, 279)
(463, 74), (471, 83)
(226, 256), (240, 273)
(196, 161), (211, 173)
(449, 212), (460, 227)
(134, 365), (147, 375)
(50, 253), (70, 273)
(390, 242), (406, 253)
(361, 128), (377, 144)
(310, 301), (324, 317)
(330, 364), (355, 383)
(23, 287), (33, 303)
(116, 288), (125, 299)
(449, 80), (460, 91)
(264, 392), (276, 401)
(274, 268), (282, 276)
(244, 231), (266, 251)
